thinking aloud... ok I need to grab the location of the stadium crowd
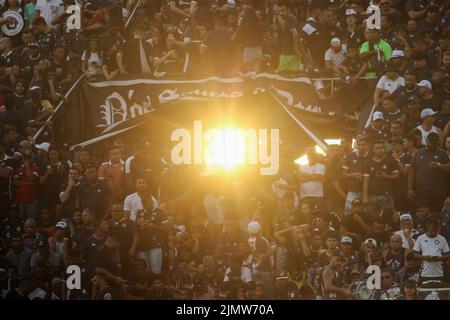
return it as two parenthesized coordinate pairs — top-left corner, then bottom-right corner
(0, 0), (450, 300)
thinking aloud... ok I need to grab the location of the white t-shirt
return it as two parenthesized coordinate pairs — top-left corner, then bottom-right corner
(35, 0), (64, 28)
(376, 75), (405, 94)
(123, 192), (159, 222)
(416, 124), (440, 146)
(324, 48), (347, 66)
(298, 163), (325, 199)
(394, 229), (420, 249)
(413, 233), (450, 278)
(81, 51), (102, 76)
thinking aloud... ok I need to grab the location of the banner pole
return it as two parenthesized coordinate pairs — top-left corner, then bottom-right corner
(269, 89), (328, 153)
(32, 73), (86, 142)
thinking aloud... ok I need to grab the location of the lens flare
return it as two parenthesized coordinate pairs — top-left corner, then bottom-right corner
(204, 128), (247, 169)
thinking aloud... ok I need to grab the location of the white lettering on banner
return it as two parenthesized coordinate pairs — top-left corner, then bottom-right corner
(366, 5), (381, 30)
(99, 91), (154, 128)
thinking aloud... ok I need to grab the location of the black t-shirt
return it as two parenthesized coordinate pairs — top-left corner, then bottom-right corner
(420, 95), (443, 112)
(277, 15), (299, 55)
(384, 109), (404, 129)
(364, 124), (390, 142)
(341, 56), (364, 76)
(392, 86), (418, 108)
(92, 244), (122, 277)
(203, 28), (234, 73)
(325, 156), (346, 200)
(118, 39), (154, 74)
(404, 112), (421, 134)
(35, 29), (61, 57)
(59, 179), (81, 219)
(392, 152), (411, 189)
(343, 151), (369, 192)
(363, 155), (399, 196)
(343, 212), (371, 236)
(417, 19), (441, 40)
(184, 40), (203, 75)
(0, 110), (26, 135)
(410, 147), (449, 193)
(38, 161), (68, 204)
(102, 52), (119, 73)
(22, 100), (43, 123)
(77, 180), (110, 217)
(81, 234), (106, 272)
(0, 74), (12, 95)
(109, 218), (138, 251)
(137, 208), (168, 251)
(0, 155), (13, 197)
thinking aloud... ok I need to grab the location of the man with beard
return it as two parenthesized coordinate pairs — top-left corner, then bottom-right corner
(392, 72), (419, 108)
(321, 252), (352, 300)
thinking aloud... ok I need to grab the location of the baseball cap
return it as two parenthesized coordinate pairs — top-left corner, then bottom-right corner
(420, 108), (437, 119)
(391, 50), (404, 58)
(330, 37), (341, 46)
(364, 238), (377, 247)
(30, 85), (42, 92)
(55, 221), (67, 229)
(417, 80), (432, 90)
(372, 111), (384, 121)
(276, 271), (289, 280)
(400, 213), (412, 221)
(35, 142), (50, 152)
(345, 9), (357, 16)
(247, 221), (261, 235)
(352, 198), (362, 205)
(340, 236), (353, 244)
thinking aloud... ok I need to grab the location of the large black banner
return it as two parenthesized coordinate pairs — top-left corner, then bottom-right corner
(56, 73), (353, 146)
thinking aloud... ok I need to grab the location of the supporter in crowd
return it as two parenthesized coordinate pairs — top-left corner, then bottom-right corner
(0, 0), (449, 301)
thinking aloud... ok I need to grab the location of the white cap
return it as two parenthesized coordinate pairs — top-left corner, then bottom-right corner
(417, 80), (432, 90)
(35, 142), (50, 152)
(177, 225), (186, 233)
(420, 108), (437, 120)
(364, 238), (377, 247)
(372, 111), (384, 121)
(391, 50), (404, 58)
(331, 37), (341, 46)
(55, 221), (67, 229)
(30, 85), (42, 91)
(400, 213), (412, 221)
(345, 9), (357, 16)
(248, 221), (261, 235)
(340, 236), (353, 244)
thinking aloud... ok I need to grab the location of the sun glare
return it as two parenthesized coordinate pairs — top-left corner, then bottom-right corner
(204, 128), (247, 169)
